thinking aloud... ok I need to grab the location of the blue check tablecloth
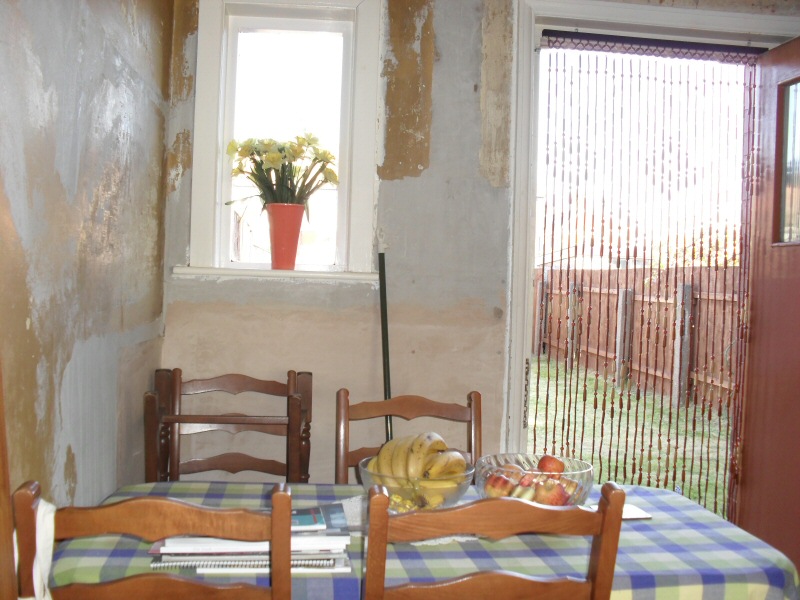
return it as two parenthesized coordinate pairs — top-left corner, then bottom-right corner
(49, 482), (799, 599)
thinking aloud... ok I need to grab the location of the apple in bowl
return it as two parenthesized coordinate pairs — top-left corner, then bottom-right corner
(475, 453), (593, 506)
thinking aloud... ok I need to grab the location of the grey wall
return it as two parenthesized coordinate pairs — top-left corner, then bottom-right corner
(0, 0), (169, 504)
(162, 0), (510, 484)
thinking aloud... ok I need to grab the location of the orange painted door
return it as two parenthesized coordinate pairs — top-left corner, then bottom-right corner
(738, 36), (800, 568)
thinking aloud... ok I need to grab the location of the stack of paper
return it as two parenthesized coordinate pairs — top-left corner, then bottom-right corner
(149, 502), (352, 574)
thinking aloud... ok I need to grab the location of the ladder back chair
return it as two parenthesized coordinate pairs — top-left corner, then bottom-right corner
(335, 389), (481, 484)
(364, 481), (626, 600)
(13, 480), (292, 600)
(145, 368), (312, 483)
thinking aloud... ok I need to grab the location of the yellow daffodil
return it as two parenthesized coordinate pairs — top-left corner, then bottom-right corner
(262, 151), (284, 170)
(324, 168), (338, 185)
(314, 148), (335, 163)
(227, 133), (338, 213)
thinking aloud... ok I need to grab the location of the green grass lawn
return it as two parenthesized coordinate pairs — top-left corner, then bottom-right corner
(527, 357), (731, 516)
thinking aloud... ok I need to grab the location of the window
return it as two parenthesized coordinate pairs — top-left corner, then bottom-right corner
(189, 0), (380, 274)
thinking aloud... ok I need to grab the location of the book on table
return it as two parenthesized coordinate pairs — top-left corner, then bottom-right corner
(150, 552), (352, 574)
(149, 501), (352, 574)
(291, 501), (348, 531)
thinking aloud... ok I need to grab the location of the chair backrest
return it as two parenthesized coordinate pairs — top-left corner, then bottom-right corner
(13, 480), (292, 600)
(363, 481), (625, 600)
(144, 368), (312, 483)
(335, 389), (481, 484)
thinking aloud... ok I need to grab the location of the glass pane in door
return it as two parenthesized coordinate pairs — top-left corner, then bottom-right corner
(780, 80), (800, 243)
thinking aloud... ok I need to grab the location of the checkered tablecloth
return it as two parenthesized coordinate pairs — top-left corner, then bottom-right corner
(48, 482), (799, 599)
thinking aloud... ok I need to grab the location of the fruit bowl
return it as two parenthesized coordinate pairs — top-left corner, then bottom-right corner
(475, 453), (593, 506)
(359, 456), (475, 513)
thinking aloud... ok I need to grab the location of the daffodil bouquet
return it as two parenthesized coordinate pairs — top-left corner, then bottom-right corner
(226, 134), (338, 215)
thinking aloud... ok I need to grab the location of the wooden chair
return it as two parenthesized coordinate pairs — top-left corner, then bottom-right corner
(145, 368), (312, 483)
(13, 480), (292, 599)
(335, 389), (481, 484)
(363, 481), (626, 600)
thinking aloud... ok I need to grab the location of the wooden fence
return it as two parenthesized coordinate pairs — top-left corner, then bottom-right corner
(533, 266), (742, 406)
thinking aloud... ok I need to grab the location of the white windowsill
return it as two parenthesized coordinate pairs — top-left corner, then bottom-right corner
(172, 265), (379, 284)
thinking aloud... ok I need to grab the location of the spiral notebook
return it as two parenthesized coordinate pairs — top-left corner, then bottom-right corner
(150, 553), (352, 574)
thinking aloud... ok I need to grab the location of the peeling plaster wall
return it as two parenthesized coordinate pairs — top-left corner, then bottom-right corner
(597, 0), (799, 13)
(0, 0), (169, 505)
(480, 0), (513, 187)
(162, 0), (797, 484)
(377, 0), (435, 180)
(0, 0), (791, 504)
(163, 0), (509, 482)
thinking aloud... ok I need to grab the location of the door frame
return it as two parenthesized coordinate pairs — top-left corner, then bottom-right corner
(505, 0), (800, 452)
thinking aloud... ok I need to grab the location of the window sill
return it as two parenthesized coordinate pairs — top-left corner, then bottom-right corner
(172, 265), (379, 284)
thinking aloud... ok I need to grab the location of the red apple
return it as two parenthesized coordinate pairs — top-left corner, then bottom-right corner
(483, 473), (515, 498)
(510, 483), (536, 500)
(536, 454), (565, 479)
(500, 463), (525, 485)
(560, 476), (579, 496)
(533, 478), (570, 506)
(517, 470), (541, 487)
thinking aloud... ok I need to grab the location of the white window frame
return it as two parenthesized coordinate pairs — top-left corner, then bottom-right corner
(188, 0), (380, 276)
(505, 0), (800, 453)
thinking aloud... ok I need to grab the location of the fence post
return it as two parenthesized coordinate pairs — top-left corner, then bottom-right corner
(533, 275), (549, 354)
(615, 288), (634, 388)
(672, 284), (694, 406)
(567, 281), (582, 370)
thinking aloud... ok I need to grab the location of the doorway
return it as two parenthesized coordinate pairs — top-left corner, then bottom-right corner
(508, 1), (800, 519)
(527, 32), (758, 515)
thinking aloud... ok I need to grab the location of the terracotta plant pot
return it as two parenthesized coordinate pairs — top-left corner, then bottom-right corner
(265, 203), (305, 270)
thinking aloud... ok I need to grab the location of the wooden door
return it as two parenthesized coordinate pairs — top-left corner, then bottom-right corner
(0, 366), (18, 597)
(738, 36), (800, 568)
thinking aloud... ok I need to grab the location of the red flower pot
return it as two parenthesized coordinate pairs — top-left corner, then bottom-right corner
(266, 203), (305, 270)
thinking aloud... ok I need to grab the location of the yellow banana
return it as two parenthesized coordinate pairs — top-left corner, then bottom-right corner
(377, 437), (400, 477)
(407, 432), (448, 479)
(416, 479), (460, 509)
(390, 434), (416, 479)
(366, 455), (382, 485)
(416, 491), (446, 509)
(423, 449), (467, 478)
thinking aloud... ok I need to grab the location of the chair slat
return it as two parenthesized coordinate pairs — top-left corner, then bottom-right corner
(145, 368), (311, 483)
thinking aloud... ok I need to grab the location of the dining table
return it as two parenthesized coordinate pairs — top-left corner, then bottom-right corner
(48, 481), (799, 599)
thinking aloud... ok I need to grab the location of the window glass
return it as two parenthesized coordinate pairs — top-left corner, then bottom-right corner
(780, 80), (800, 243)
(228, 28), (344, 268)
(190, 0), (379, 275)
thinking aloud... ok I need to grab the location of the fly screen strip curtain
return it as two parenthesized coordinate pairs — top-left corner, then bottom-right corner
(530, 31), (760, 517)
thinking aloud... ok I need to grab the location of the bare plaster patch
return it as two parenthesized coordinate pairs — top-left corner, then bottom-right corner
(63, 445), (77, 500)
(480, 0), (513, 188)
(166, 129), (193, 193)
(0, 178), (54, 496)
(377, 0), (435, 180)
(170, 0), (199, 104)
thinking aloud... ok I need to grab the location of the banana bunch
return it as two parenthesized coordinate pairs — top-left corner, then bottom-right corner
(368, 432), (470, 511)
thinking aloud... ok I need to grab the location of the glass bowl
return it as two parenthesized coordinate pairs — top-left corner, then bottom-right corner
(475, 453), (593, 506)
(358, 456), (475, 513)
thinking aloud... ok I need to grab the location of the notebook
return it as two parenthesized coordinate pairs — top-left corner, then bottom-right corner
(150, 553), (352, 574)
(150, 531), (350, 555)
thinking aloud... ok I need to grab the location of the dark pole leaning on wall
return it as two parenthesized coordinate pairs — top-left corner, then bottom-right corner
(379, 252), (393, 441)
